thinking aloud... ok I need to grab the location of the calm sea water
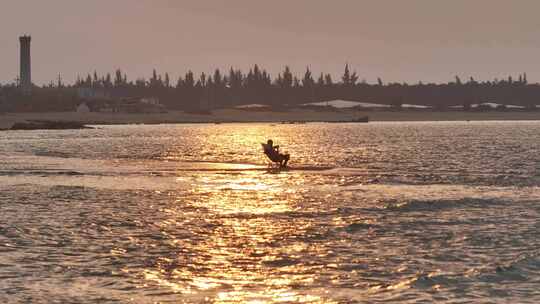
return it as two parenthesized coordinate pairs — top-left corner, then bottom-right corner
(1, 122), (539, 303)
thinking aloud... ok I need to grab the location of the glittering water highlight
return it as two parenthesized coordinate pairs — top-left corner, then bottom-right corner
(1, 122), (539, 303)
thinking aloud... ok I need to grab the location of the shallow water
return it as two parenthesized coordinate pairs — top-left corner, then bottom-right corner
(1, 122), (539, 303)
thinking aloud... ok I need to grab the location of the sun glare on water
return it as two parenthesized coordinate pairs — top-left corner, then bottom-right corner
(137, 125), (334, 303)
(3, 123), (540, 303)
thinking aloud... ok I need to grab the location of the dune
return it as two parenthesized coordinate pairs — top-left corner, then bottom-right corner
(302, 99), (390, 108)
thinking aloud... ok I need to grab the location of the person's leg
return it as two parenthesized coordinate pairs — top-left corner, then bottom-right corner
(281, 154), (290, 167)
(277, 155), (284, 167)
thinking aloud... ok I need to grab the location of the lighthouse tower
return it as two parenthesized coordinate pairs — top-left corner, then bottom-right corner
(19, 35), (32, 91)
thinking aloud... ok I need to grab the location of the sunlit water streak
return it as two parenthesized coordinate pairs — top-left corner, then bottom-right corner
(0, 122), (539, 303)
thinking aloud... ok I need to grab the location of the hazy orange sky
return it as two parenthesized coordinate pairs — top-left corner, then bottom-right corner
(2, 0), (540, 85)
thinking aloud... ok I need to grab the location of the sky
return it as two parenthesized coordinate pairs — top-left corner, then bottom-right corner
(2, 0), (540, 85)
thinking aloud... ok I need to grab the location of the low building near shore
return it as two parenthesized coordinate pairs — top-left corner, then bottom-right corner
(76, 96), (166, 114)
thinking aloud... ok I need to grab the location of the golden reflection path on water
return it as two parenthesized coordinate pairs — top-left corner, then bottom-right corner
(141, 127), (336, 303)
(4, 123), (540, 303)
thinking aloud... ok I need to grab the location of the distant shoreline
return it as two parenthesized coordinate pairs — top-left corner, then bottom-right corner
(1, 109), (540, 129)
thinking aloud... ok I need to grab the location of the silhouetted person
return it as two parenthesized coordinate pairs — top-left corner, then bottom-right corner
(262, 139), (290, 167)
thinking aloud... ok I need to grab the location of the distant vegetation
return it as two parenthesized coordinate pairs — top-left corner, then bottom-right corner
(0, 65), (539, 112)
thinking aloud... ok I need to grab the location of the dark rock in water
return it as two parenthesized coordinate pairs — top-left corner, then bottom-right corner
(351, 116), (369, 123)
(184, 109), (212, 115)
(9, 120), (93, 131)
(329, 116), (369, 123)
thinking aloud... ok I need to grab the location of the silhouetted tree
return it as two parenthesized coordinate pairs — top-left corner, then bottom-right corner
(9, 64), (540, 113)
(104, 73), (112, 89)
(302, 67), (315, 88)
(85, 74), (92, 87)
(281, 66), (293, 88)
(114, 69), (123, 88)
(212, 69), (223, 88)
(324, 74), (333, 86)
(342, 64), (358, 86)
(317, 73), (324, 86)
(164, 73), (170, 88)
(184, 71), (195, 88)
(93, 71), (99, 88)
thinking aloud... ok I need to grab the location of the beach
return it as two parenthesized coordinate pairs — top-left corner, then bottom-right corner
(2, 109), (540, 129)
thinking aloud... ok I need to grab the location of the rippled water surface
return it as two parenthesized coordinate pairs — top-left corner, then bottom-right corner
(1, 122), (540, 303)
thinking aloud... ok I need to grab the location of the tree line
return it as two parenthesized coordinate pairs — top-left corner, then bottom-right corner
(1, 64), (539, 112)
